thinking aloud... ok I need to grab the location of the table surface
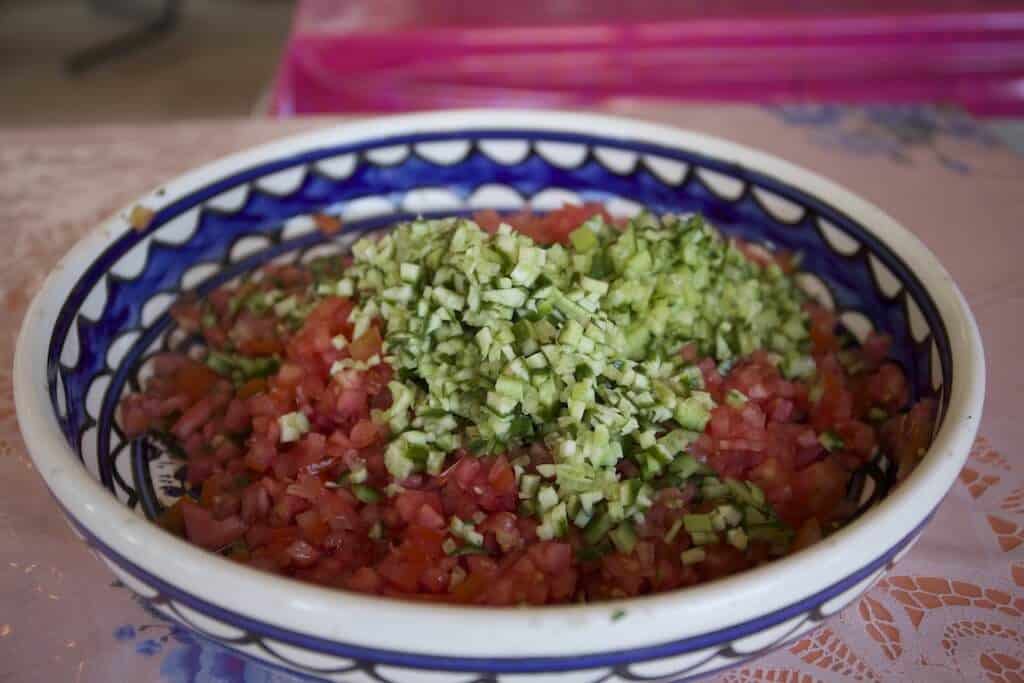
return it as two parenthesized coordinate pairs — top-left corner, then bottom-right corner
(1, 104), (1022, 683)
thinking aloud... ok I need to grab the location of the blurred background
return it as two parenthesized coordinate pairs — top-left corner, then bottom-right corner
(3, 0), (1024, 145)
(2, 0), (292, 124)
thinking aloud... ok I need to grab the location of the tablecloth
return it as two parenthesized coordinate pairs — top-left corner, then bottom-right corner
(1, 105), (1022, 682)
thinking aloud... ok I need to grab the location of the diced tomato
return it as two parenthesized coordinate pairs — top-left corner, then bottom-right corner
(378, 556), (423, 593)
(346, 567), (381, 593)
(173, 361), (220, 403)
(349, 327), (383, 362)
(806, 303), (839, 354)
(349, 419), (380, 449)
(395, 490), (444, 524)
(834, 419), (876, 459)
(699, 544), (750, 581)
(241, 483), (271, 523)
(528, 542), (572, 574)
(172, 397), (214, 440)
(336, 388), (368, 422)
(415, 504), (446, 530)
(181, 500), (246, 550)
(882, 398), (936, 479)
(487, 456), (516, 494)
(866, 363), (910, 413)
(156, 499), (186, 537)
(792, 518), (823, 552)
(474, 203), (612, 245)
(285, 539), (321, 568)
(238, 335), (283, 356)
(451, 456), (481, 488)
(471, 210), (502, 233)
(236, 378), (266, 399)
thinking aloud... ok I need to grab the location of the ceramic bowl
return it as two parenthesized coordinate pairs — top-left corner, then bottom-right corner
(14, 110), (984, 682)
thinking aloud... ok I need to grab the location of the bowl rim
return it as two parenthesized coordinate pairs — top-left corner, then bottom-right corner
(13, 109), (985, 667)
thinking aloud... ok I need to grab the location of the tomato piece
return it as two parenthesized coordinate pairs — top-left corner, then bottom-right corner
(346, 567), (382, 593)
(199, 474), (224, 509)
(471, 209), (502, 233)
(378, 557), (424, 593)
(349, 419), (380, 449)
(792, 518), (823, 552)
(834, 419), (876, 459)
(241, 337), (284, 356)
(336, 388), (368, 422)
(806, 303), (839, 354)
(350, 326), (383, 362)
(173, 361), (220, 403)
(181, 500), (246, 551)
(883, 398), (937, 479)
(487, 456), (516, 495)
(698, 544), (751, 581)
(156, 499), (187, 537)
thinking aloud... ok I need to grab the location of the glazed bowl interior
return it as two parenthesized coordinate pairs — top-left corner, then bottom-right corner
(14, 111), (983, 676)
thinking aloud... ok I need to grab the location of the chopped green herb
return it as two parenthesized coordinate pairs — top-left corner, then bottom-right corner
(725, 388), (748, 408)
(819, 430), (845, 452)
(352, 484), (382, 504)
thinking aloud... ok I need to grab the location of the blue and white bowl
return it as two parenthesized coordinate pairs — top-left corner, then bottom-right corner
(14, 111), (984, 682)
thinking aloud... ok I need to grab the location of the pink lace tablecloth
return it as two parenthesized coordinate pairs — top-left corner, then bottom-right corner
(1, 106), (1022, 682)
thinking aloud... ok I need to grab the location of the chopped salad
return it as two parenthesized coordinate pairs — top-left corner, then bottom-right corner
(121, 204), (935, 605)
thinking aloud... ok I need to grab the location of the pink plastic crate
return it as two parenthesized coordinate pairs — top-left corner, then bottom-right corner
(270, 0), (1024, 117)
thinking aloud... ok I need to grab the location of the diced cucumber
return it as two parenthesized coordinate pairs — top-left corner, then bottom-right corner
(337, 213), (805, 551)
(584, 512), (615, 545)
(683, 514), (713, 534)
(681, 547), (707, 565)
(609, 522), (638, 554)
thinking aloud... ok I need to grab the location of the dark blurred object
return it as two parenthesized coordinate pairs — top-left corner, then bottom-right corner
(65, 0), (181, 75)
(270, 0), (1024, 117)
